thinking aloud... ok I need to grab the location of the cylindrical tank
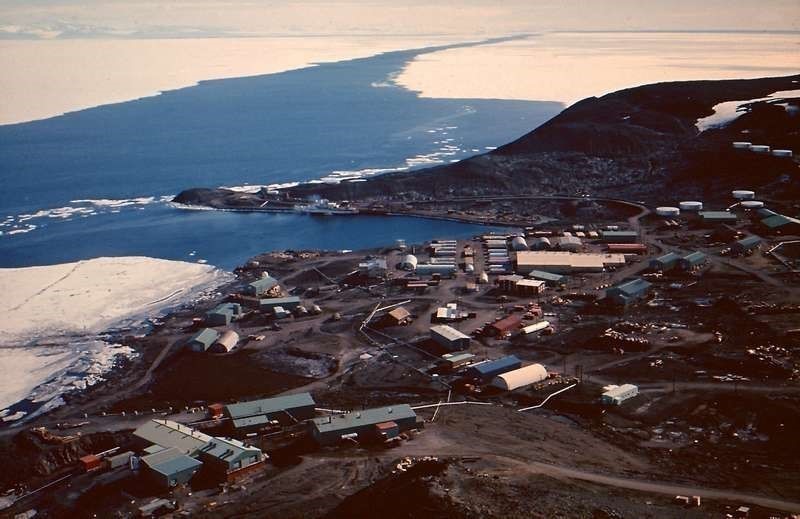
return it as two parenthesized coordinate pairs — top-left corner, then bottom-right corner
(732, 141), (752, 150)
(750, 145), (770, 154)
(399, 254), (418, 270)
(732, 190), (755, 200)
(510, 236), (528, 251)
(465, 264), (475, 273)
(740, 200), (765, 209)
(679, 201), (703, 211)
(772, 149), (793, 158)
(656, 206), (680, 217)
(478, 272), (489, 284)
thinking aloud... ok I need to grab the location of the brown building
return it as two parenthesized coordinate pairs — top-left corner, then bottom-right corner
(487, 315), (523, 338)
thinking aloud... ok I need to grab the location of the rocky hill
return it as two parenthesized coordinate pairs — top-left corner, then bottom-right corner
(283, 74), (800, 205)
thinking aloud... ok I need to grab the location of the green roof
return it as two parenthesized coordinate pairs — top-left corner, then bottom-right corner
(141, 447), (203, 477)
(248, 276), (279, 293)
(312, 404), (416, 434)
(761, 214), (800, 229)
(225, 393), (315, 422)
(608, 278), (651, 298)
(651, 252), (681, 266)
(681, 251), (707, 266)
(188, 328), (219, 348)
(207, 303), (241, 317)
(699, 211), (737, 221)
(735, 236), (762, 248)
(528, 270), (565, 282)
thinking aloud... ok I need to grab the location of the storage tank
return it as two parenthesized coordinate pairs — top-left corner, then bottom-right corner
(491, 364), (548, 391)
(772, 149), (793, 158)
(679, 201), (703, 211)
(740, 200), (765, 209)
(732, 190), (755, 200)
(478, 272), (489, 284)
(399, 254), (418, 270)
(510, 236), (528, 251)
(732, 141), (752, 150)
(750, 145), (771, 154)
(655, 206), (680, 217)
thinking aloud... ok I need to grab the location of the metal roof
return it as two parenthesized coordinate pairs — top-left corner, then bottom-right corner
(651, 252), (681, 265)
(134, 419), (213, 455)
(441, 352), (475, 364)
(198, 436), (262, 464)
(608, 278), (651, 297)
(761, 214), (800, 229)
(225, 393), (316, 421)
(141, 447), (203, 477)
(699, 211), (737, 220)
(735, 235), (762, 248)
(492, 364), (548, 391)
(681, 251), (707, 265)
(248, 276), (279, 293)
(312, 405), (416, 434)
(207, 303), (241, 317)
(601, 230), (638, 237)
(259, 296), (301, 307)
(188, 328), (219, 348)
(528, 270), (565, 282)
(430, 324), (471, 342)
(468, 355), (521, 376)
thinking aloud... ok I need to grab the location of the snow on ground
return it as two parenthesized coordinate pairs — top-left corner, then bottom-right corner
(0, 256), (231, 413)
(396, 32), (800, 105)
(695, 88), (800, 132)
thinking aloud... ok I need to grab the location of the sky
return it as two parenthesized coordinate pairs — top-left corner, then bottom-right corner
(0, 0), (798, 39)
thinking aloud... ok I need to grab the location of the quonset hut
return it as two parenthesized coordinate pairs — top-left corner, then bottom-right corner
(491, 364), (548, 391)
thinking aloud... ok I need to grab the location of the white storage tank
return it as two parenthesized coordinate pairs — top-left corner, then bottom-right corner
(740, 200), (765, 209)
(478, 272), (489, 284)
(732, 190), (755, 200)
(732, 141), (752, 150)
(510, 236), (528, 251)
(529, 237), (551, 250)
(399, 254), (418, 270)
(772, 149), (793, 158)
(679, 201), (703, 211)
(750, 145), (771, 154)
(656, 206), (680, 217)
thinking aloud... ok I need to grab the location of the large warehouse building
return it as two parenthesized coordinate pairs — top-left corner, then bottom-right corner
(430, 324), (471, 351)
(466, 355), (522, 382)
(310, 404), (419, 446)
(516, 251), (626, 274)
(491, 364), (548, 391)
(224, 393), (317, 433)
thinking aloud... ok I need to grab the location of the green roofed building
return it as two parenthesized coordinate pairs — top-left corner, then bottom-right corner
(761, 214), (800, 234)
(699, 211), (737, 224)
(205, 303), (243, 326)
(732, 235), (762, 254)
(259, 296), (301, 313)
(311, 404), (418, 446)
(187, 328), (220, 352)
(528, 270), (566, 286)
(224, 393), (316, 433)
(605, 278), (652, 306)
(245, 276), (279, 296)
(140, 447), (203, 489)
(680, 251), (707, 270)
(650, 252), (681, 271)
(600, 230), (639, 243)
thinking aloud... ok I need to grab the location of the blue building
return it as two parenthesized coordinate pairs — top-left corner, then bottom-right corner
(605, 278), (652, 306)
(465, 355), (522, 382)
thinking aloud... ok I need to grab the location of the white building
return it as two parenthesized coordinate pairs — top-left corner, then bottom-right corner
(491, 364), (548, 391)
(600, 384), (639, 405)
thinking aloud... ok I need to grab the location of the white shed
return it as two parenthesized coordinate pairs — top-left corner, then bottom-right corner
(491, 364), (548, 391)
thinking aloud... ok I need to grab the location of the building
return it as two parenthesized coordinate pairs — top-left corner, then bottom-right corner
(528, 270), (565, 286)
(606, 243), (647, 254)
(698, 211), (737, 225)
(756, 207), (778, 219)
(80, 454), (103, 472)
(732, 235), (762, 255)
(760, 213), (800, 234)
(679, 251), (707, 271)
(196, 437), (266, 481)
(359, 258), (388, 277)
(209, 330), (240, 353)
(434, 302), (469, 322)
(187, 328), (220, 352)
(650, 252), (681, 271)
(439, 352), (475, 371)
(133, 419), (213, 456)
(510, 236), (528, 251)
(466, 355), (522, 382)
(140, 447), (203, 489)
(516, 279), (545, 296)
(259, 296), (301, 313)
(491, 363), (548, 391)
(554, 235), (582, 251)
(496, 274), (524, 292)
(310, 404), (418, 446)
(516, 251), (626, 274)
(600, 230), (638, 243)
(487, 314), (523, 337)
(601, 384), (639, 405)
(205, 303), (243, 326)
(224, 393), (316, 433)
(430, 324), (471, 351)
(605, 278), (652, 306)
(528, 237), (551, 250)
(384, 306), (411, 326)
(244, 276), (279, 297)
(415, 264), (457, 277)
